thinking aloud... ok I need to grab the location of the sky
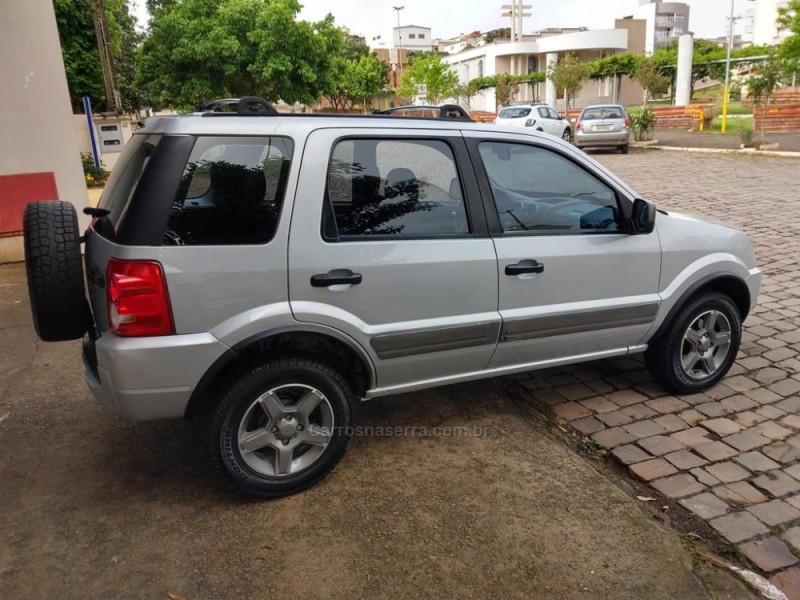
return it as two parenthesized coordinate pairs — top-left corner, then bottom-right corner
(131, 0), (756, 40)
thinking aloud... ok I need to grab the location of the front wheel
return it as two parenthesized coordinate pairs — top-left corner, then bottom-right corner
(207, 356), (354, 497)
(645, 292), (741, 394)
(562, 128), (571, 142)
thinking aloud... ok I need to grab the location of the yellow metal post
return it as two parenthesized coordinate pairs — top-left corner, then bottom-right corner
(721, 86), (729, 133)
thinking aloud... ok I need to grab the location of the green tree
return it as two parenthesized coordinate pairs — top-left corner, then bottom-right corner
(54, 0), (105, 111)
(136, 0), (344, 109)
(494, 73), (519, 108)
(548, 53), (590, 109)
(748, 55), (785, 140)
(344, 54), (388, 112)
(633, 57), (671, 105)
(396, 53), (458, 104)
(779, 0), (800, 83)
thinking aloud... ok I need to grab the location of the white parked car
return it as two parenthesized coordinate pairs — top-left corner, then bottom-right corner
(495, 104), (572, 141)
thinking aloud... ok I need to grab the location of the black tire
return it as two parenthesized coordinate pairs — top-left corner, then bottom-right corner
(562, 128), (572, 143)
(23, 201), (92, 341)
(620, 143), (630, 154)
(207, 356), (355, 497)
(645, 291), (741, 394)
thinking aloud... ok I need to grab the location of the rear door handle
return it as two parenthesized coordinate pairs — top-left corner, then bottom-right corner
(505, 261), (545, 276)
(310, 272), (363, 288)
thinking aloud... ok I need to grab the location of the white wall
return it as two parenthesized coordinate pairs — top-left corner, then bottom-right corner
(0, 0), (89, 262)
(753, 0), (791, 45)
(367, 26), (432, 50)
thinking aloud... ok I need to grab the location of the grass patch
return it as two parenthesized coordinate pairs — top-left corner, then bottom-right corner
(711, 116), (753, 134)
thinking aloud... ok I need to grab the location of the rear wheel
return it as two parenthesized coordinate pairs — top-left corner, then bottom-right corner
(23, 201), (92, 341)
(620, 143), (630, 154)
(645, 291), (741, 394)
(207, 356), (354, 497)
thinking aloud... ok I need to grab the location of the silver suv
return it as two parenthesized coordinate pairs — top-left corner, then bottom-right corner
(23, 97), (761, 497)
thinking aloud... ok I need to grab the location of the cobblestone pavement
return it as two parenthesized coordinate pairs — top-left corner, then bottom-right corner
(510, 149), (800, 594)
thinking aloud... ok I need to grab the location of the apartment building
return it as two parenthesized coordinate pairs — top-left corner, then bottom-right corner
(622, 0), (691, 55)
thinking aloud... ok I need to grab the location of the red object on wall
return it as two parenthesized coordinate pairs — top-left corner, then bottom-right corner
(0, 172), (59, 237)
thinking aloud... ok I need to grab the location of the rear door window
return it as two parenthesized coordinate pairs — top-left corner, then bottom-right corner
(164, 136), (293, 245)
(325, 138), (470, 239)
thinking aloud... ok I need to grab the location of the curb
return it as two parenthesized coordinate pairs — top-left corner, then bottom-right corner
(642, 145), (800, 159)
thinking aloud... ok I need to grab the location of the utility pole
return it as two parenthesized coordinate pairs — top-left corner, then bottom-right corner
(393, 5), (404, 85)
(90, 0), (122, 114)
(721, 0), (735, 133)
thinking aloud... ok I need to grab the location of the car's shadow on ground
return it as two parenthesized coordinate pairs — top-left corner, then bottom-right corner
(88, 354), (661, 503)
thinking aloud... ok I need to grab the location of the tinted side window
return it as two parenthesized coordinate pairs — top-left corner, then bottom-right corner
(537, 107), (549, 118)
(478, 142), (621, 233)
(164, 136), (292, 245)
(98, 134), (160, 231)
(326, 139), (470, 238)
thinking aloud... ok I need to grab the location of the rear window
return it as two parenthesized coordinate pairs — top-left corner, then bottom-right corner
(581, 107), (625, 120)
(98, 134), (160, 227)
(163, 136), (293, 246)
(498, 107), (531, 119)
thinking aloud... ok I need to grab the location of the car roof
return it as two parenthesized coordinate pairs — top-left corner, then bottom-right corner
(134, 113), (545, 137)
(579, 104), (626, 111)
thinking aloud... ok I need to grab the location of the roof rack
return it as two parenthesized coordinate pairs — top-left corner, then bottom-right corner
(195, 97), (474, 122)
(198, 97), (279, 116)
(373, 104), (472, 121)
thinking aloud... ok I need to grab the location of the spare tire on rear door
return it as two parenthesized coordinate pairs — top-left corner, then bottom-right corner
(23, 201), (92, 341)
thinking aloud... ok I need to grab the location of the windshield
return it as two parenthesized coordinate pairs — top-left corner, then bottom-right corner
(98, 134), (161, 227)
(581, 107), (625, 120)
(498, 107), (531, 119)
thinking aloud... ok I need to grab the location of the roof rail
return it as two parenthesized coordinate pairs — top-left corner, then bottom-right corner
(198, 97), (278, 116)
(372, 104), (473, 121)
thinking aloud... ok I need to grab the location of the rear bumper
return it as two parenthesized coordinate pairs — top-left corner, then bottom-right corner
(83, 331), (230, 421)
(575, 131), (630, 147)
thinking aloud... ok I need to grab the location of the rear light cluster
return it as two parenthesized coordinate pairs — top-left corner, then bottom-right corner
(107, 259), (174, 337)
(576, 120), (583, 131)
(525, 118), (536, 127)
(624, 117), (631, 128)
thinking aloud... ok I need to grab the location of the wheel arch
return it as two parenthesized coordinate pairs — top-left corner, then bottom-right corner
(649, 274), (751, 345)
(185, 326), (376, 420)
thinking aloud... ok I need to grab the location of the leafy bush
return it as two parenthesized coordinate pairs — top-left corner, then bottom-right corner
(628, 106), (656, 141)
(741, 126), (754, 147)
(81, 153), (109, 187)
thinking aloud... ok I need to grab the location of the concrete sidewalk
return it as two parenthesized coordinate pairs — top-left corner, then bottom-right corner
(652, 129), (800, 153)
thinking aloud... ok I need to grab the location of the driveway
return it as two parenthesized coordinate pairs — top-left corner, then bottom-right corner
(0, 255), (748, 598)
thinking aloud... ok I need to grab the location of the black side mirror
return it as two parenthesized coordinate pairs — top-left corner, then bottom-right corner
(559, 114), (565, 120)
(630, 199), (656, 234)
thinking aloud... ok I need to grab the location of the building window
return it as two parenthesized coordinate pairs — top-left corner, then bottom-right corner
(418, 33), (425, 39)
(477, 59), (484, 78)
(408, 33), (416, 39)
(527, 56), (538, 73)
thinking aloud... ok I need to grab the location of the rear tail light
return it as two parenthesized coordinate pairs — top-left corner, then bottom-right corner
(107, 259), (174, 337)
(525, 118), (536, 127)
(576, 119), (583, 131)
(624, 117), (631, 128)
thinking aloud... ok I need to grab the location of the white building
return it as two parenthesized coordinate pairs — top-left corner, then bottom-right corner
(367, 25), (432, 51)
(748, 0), (792, 46)
(623, 0), (691, 55)
(443, 26), (645, 113)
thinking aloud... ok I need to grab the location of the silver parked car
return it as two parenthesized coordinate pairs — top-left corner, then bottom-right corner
(23, 97), (760, 497)
(575, 104), (632, 153)
(494, 103), (572, 141)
